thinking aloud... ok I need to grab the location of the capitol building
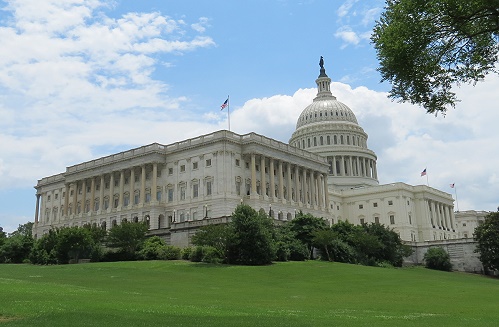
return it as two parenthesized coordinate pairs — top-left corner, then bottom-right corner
(33, 60), (460, 247)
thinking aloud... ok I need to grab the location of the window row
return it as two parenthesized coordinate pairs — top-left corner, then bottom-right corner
(293, 134), (366, 149)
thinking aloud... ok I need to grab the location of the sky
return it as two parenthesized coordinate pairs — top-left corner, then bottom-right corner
(0, 0), (498, 234)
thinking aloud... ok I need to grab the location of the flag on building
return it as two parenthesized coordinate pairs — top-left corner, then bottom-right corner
(450, 183), (455, 188)
(220, 98), (228, 110)
(421, 168), (427, 177)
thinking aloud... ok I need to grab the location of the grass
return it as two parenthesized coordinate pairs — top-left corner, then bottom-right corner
(0, 260), (498, 326)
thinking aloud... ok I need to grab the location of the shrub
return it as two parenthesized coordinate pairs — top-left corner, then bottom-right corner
(329, 239), (357, 264)
(158, 245), (181, 260)
(424, 247), (452, 271)
(201, 246), (223, 264)
(181, 247), (193, 260)
(190, 246), (204, 262)
(288, 240), (309, 261)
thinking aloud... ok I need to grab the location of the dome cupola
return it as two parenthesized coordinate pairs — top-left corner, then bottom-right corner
(289, 57), (379, 190)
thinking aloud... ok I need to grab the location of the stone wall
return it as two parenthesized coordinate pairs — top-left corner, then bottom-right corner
(405, 238), (485, 273)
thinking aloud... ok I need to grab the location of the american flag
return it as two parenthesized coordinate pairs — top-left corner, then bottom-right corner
(450, 183), (455, 188)
(421, 168), (427, 177)
(220, 98), (228, 110)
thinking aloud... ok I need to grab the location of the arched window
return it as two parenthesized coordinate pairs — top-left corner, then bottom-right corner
(320, 136), (323, 145)
(314, 137), (317, 146)
(327, 135), (330, 145)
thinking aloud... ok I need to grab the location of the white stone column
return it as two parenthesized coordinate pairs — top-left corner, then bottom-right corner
(109, 173), (115, 210)
(340, 156), (345, 176)
(99, 176), (104, 213)
(72, 182), (77, 215)
(348, 157), (353, 177)
(295, 165), (300, 204)
(310, 172), (316, 207)
(64, 184), (69, 216)
(286, 163), (292, 202)
(152, 163), (158, 203)
(34, 194), (40, 223)
(260, 156), (266, 197)
(81, 179), (87, 214)
(323, 174), (329, 210)
(332, 156), (336, 176)
(129, 168), (135, 205)
(140, 165), (146, 205)
(318, 174), (323, 208)
(278, 160), (284, 201)
(119, 170), (124, 208)
(270, 159), (275, 200)
(90, 177), (95, 213)
(251, 154), (257, 196)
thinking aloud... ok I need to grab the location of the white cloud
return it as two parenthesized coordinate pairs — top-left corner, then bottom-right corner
(334, 26), (360, 46)
(337, 0), (358, 18)
(191, 17), (210, 33)
(0, 0), (216, 190)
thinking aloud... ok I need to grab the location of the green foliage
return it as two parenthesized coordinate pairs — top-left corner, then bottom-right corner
(139, 236), (166, 260)
(157, 245), (181, 260)
(312, 229), (338, 261)
(191, 223), (233, 261)
(328, 239), (357, 264)
(290, 212), (328, 259)
(372, 0), (499, 114)
(227, 204), (274, 265)
(107, 222), (148, 257)
(424, 247), (452, 271)
(0, 222), (34, 263)
(56, 227), (95, 263)
(474, 211), (499, 271)
(181, 247), (193, 260)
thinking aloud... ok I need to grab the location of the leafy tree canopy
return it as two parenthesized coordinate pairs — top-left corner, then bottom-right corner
(474, 211), (499, 271)
(372, 0), (499, 114)
(290, 212), (328, 259)
(107, 222), (148, 256)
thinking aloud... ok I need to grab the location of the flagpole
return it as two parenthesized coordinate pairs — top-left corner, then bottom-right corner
(227, 95), (230, 131)
(454, 185), (459, 212)
(426, 172), (429, 186)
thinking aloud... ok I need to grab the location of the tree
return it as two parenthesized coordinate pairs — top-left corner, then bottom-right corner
(372, 0), (499, 114)
(0, 222), (34, 263)
(289, 212), (328, 259)
(312, 229), (338, 261)
(424, 247), (452, 271)
(191, 223), (234, 261)
(227, 204), (274, 265)
(474, 211), (499, 271)
(56, 227), (95, 263)
(107, 222), (148, 258)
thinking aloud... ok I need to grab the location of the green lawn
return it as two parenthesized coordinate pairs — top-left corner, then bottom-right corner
(0, 261), (497, 326)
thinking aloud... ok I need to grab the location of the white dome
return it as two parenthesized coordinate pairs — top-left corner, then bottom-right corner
(296, 97), (358, 129)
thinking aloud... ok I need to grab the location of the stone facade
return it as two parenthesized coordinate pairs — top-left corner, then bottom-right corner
(33, 59), (463, 247)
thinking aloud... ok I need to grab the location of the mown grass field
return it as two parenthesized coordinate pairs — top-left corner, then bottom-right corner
(0, 260), (498, 326)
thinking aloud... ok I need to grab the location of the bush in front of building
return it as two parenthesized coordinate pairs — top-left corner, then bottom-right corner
(158, 245), (181, 260)
(424, 247), (452, 271)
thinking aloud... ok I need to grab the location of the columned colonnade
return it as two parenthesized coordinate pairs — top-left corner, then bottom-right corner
(248, 153), (329, 210)
(327, 155), (377, 179)
(426, 199), (455, 231)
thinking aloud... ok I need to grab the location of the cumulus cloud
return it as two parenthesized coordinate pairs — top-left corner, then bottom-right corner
(0, 0), (215, 189)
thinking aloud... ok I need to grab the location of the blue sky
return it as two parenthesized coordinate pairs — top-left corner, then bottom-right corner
(1, 0), (498, 233)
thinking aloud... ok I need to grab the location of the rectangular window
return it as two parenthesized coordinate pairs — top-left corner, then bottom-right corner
(373, 202), (378, 207)
(390, 215), (395, 225)
(114, 180), (118, 187)
(94, 201), (99, 211)
(235, 159), (240, 166)
(47, 195), (51, 201)
(145, 193), (151, 203)
(114, 198), (119, 208)
(124, 178), (129, 185)
(375, 216), (379, 224)
(180, 165), (186, 172)
(134, 194), (139, 205)
(206, 159), (212, 166)
(360, 218), (365, 224)
(168, 189), (174, 202)
(104, 199), (109, 210)
(193, 184), (199, 198)
(87, 186), (91, 193)
(206, 181), (212, 196)
(55, 194), (58, 200)
(193, 162), (198, 170)
(359, 204), (363, 209)
(157, 191), (162, 201)
(388, 200), (393, 205)
(168, 167), (173, 175)
(96, 184), (100, 191)
(124, 195), (129, 206)
(409, 215), (412, 225)
(105, 182), (109, 189)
